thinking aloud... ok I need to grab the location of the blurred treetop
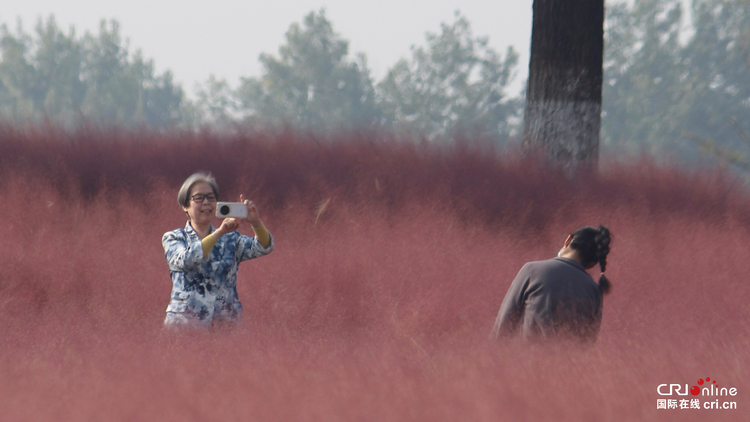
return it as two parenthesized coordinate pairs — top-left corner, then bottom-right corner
(378, 11), (519, 144)
(192, 9), (520, 143)
(0, 16), (184, 129)
(602, 0), (750, 164)
(236, 9), (380, 132)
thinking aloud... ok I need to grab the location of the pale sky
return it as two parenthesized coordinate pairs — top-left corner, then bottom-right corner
(2, 1), (691, 99)
(1, 0), (535, 98)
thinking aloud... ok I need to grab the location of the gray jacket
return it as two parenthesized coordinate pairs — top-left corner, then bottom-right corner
(491, 257), (603, 342)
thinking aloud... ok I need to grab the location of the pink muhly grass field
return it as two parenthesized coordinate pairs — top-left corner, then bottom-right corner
(1, 126), (748, 421)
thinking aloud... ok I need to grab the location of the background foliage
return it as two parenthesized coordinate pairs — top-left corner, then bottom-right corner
(0, 17), (183, 129)
(602, 0), (750, 163)
(0, 0), (749, 163)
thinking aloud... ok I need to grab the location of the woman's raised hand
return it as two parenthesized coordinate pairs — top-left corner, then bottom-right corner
(217, 217), (240, 235)
(239, 194), (262, 226)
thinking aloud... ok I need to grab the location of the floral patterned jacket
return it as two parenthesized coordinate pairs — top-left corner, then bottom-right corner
(162, 221), (273, 324)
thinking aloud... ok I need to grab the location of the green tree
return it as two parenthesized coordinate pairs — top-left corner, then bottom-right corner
(0, 17), (85, 121)
(81, 19), (183, 128)
(235, 9), (379, 131)
(0, 22), (37, 118)
(80, 19), (141, 123)
(601, 0), (686, 157)
(0, 16), (184, 129)
(378, 12), (519, 144)
(140, 66), (183, 128)
(191, 75), (240, 129)
(678, 0), (750, 154)
(601, 0), (750, 162)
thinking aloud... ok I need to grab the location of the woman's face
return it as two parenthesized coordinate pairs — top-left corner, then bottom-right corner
(182, 182), (217, 226)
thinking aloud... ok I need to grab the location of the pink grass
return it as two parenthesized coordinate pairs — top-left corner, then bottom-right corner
(1, 126), (748, 421)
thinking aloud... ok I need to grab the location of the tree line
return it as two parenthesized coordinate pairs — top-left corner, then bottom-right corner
(0, 18), (183, 128)
(1, 0), (748, 165)
(603, 0), (750, 163)
(188, 10), (520, 145)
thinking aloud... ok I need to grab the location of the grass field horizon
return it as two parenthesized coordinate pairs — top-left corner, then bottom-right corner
(1, 125), (748, 421)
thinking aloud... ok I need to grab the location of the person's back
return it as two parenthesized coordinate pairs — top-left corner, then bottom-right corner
(492, 257), (603, 342)
(491, 225), (612, 343)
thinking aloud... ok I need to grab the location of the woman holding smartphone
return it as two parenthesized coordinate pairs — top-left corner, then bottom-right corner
(162, 172), (273, 328)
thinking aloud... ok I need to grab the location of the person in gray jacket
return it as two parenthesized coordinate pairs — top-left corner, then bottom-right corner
(491, 226), (612, 343)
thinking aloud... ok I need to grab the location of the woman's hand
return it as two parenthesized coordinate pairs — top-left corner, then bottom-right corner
(240, 194), (262, 227)
(240, 194), (271, 248)
(216, 217), (240, 236)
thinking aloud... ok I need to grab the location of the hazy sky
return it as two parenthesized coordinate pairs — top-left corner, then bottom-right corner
(2, 0), (535, 97)
(3, 1), (692, 99)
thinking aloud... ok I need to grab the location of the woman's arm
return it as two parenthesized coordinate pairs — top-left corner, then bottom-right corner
(250, 222), (271, 248)
(201, 219), (240, 256)
(162, 230), (206, 270)
(490, 265), (531, 339)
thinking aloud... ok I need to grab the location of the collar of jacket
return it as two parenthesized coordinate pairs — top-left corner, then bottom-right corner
(553, 256), (587, 272)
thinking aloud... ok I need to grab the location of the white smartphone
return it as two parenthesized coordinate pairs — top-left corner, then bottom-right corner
(215, 202), (248, 218)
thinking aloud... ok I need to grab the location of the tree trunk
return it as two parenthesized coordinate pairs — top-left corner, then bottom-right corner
(522, 0), (605, 171)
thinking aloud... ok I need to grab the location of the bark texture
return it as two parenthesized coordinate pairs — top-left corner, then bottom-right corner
(522, 0), (605, 170)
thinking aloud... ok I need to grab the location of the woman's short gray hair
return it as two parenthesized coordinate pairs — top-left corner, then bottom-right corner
(177, 172), (219, 208)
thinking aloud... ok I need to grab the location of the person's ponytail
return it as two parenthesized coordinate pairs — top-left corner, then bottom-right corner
(595, 226), (612, 295)
(598, 273), (611, 295)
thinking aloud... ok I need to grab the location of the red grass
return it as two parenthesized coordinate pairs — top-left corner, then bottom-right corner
(1, 125), (748, 421)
